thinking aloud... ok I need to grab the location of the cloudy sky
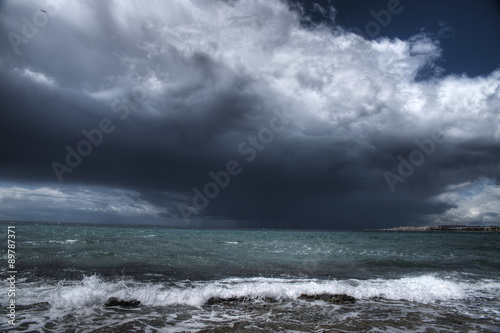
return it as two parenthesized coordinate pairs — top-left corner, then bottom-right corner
(1, 0), (499, 229)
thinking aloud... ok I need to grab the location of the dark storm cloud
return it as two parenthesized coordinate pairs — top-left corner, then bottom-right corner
(0, 0), (499, 228)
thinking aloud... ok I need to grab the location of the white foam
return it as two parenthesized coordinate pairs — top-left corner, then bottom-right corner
(48, 239), (79, 244)
(16, 275), (500, 310)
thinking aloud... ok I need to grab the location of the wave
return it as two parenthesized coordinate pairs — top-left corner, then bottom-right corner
(48, 239), (79, 244)
(16, 275), (500, 310)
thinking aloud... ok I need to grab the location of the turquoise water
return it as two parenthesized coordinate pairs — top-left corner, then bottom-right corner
(1, 222), (500, 332)
(12, 223), (500, 281)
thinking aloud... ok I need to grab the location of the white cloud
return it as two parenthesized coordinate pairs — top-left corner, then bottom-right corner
(16, 68), (56, 87)
(75, 0), (500, 144)
(0, 184), (167, 219)
(6, 0), (500, 144)
(429, 177), (500, 225)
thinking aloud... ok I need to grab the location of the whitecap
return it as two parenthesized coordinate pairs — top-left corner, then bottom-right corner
(15, 274), (500, 310)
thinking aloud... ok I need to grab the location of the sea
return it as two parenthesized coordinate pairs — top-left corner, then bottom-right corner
(1, 221), (499, 332)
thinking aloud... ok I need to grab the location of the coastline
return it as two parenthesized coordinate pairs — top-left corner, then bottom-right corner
(375, 225), (500, 232)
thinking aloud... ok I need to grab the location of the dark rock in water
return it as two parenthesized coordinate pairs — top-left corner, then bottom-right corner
(16, 302), (51, 310)
(206, 296), (247, 305)
(206, 296), (278, 305)
(298, 293), (356, 303)
(105, 297), (141, 307)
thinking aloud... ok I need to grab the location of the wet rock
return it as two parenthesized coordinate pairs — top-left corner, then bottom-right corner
(16, 302), (51, 310)
(206, 296), (247, 305)
(44, 322), (57, 330)
(205, 296), (278, 305)
(298, 293), (356, 303)
(104, 297), (141, 307)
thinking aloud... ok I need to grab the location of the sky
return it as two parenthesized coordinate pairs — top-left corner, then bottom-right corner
(0, 0), (499, 229)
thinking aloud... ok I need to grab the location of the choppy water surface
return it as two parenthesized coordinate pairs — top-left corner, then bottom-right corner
(1, 222), (499, 332)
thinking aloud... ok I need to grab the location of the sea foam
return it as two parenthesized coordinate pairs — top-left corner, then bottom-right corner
(15, 274), (500, 310)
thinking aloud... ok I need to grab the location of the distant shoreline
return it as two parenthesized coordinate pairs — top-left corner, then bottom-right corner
(375, 225), (500, 232)
(1, 220), (498, 232)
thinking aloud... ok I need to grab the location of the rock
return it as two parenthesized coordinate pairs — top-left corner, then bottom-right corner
(205, 296), (278, 305)
(16, 302), (51, 310)
(298, 293), (356, 303)
(206, 296), (247, 305)
(104, 297), (141, 307)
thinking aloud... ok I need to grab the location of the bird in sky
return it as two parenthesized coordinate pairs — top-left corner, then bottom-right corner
(41, 10), (47, 13)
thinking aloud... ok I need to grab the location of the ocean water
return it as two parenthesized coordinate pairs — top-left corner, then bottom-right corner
(1, 222), (499, 332)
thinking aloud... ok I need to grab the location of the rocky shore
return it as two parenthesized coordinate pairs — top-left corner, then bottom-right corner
(377, 225), (500, 232)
